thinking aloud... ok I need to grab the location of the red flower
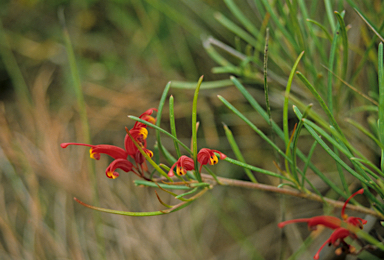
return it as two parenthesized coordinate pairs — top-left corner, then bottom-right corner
(314, 227), (356, 260)
(61, 142), (132, 179)
(168, 156), (195, 177)
(61, 109), (157, 179)
(134, 108), (157, 128)
(278, 189), (367, 259)
(278, 215), (342, 230)
(124, 108), (157, 161)
(105, 158), (133, 179)
(341, 189), (367, 228)
(197, 148), (226, 172)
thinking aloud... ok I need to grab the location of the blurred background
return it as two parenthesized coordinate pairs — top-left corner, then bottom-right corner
(0, 0), (383, 259)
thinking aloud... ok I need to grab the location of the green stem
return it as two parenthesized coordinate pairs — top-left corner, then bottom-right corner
(192, 76), (204, 182)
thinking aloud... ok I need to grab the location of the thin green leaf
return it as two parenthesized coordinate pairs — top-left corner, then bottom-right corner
(259, 0), (300, 52)
(327, 13), (342, 114)
(301, 140), (318, 188)
(214, 12), (259, 48)
(224, 157), (293, 182)
(293, 109), (354, 199)
(218, 95), (292, 163)
(302, 119), (373, 187)
(223, 123), (257, 183)
(224, 0), (261, 42)
(129, 116), (192, 154)
(306, 19), (332, 42)
(74, 196), (193, 217)
(134, 180), (191, 190)
(169, 96), (181, 158)
(231, 76), (346, 198)
(355, 229), (384, 252)
(171, 79), (234, 89)
(298, 1), (328, 62)
(324, 0), (336, 32)
(192, 76), (204, 182)
(291, 104), (312, 185)
(324, 65), (379, 106)
(350, 160), (379, 180)
(296, 71), (344, 136)
(353, 8), (384, 42)
(378, 43), (384, 171)
(347, 106), (378, 115)
(75, 197), (169, 216)
(175, 187), (199, 199)
(156, 81), (175, 164)
(334, 11), (348, 80)
(286, 0), (305, 50)
(283, 51), (305, 145)
(350, 157), (384, 178)
(346, 118), (384, 150)
(351, 20), (384, 83)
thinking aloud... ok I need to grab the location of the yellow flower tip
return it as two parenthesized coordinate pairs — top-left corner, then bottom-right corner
(139, 127), (148, 139)
(209, 154), (219, 165)
(89, 148), (98, 160)
(107, 171), (118, 179)
(147, 116), (156, 125)
(176, 166), (186, 176)
(146, 149), (153, 158)
(341, 213), (348, 221)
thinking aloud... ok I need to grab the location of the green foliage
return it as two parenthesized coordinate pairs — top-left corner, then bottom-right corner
(2, 0), (384, 259)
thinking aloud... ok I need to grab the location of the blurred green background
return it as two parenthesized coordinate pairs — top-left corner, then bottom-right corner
(1, 0), (384, 259)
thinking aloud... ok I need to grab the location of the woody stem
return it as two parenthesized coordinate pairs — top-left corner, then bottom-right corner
(200, 174), (384, 219)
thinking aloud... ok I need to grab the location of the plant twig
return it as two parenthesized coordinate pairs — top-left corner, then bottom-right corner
(201, 174), (384, 219)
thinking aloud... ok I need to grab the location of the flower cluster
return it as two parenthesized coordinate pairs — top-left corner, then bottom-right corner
(278, 189), (367, 259)
(61, 108), (157, 179)
(168, 148), (226, 177)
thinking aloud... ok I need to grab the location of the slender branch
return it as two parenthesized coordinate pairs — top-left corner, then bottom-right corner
(200, 174), (384, 219)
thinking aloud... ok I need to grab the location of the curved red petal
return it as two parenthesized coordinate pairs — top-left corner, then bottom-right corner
(61, 142), (127, 160)
(346, 216), (367, 229)
(278, 216), (341, 230)
(197, 148), (211, 165)
(105, 159), (133, 179)
(179, 156), (194, 171)
(134, 108), (158, 128)
(61, 142), (94, 149)
(92, 145), (128, 159)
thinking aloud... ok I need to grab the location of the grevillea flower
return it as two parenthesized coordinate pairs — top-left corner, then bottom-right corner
(124, 108), (157, 161)
(277, 215), (342, 230)
(341, 189), (367, 228)
(168, 156), (195, 177)
(61, 108), (157, 179)
(197, 148), (226, 172)
(314, 227), (357, 259)
(278, 189), (367, 259)
(61, 142), (132, 179)
(105, 158), (133, 179)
